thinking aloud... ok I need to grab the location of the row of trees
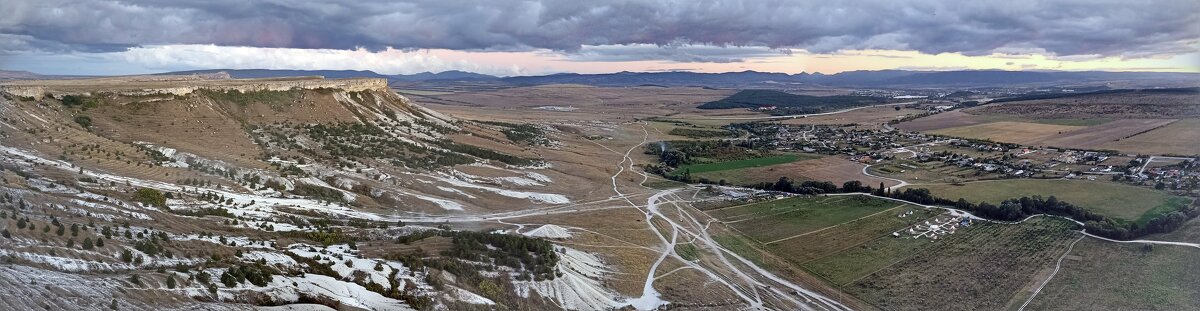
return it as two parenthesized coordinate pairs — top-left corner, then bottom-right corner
(882, 187), (1199, 240)
(647, 155), (1199, 241)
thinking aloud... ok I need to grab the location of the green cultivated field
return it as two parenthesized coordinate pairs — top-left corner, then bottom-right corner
(907, 179), (1190, 224)
(846, 217), (1081, 311)
(802, 235), (933, 286)
(766, 206), (938, 264)
(670, 153), (819, 176)
(709, 195), (904, 242)
(1024, 238), (1200, 310)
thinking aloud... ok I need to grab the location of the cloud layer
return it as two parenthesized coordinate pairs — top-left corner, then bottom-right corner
(2, 0), (1197, 59)
(114, 45), (526, 76)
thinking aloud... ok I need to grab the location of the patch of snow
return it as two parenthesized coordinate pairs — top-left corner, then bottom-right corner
(432, 174), (569, 204)
(444, 285), (496, 305)
(242, 251), (298, 267)
(436, 186), (477, 199)
(0, 248), (131, 272)
(514, 246), (625, 311)
(523, 225), (572, 239)
(400, 192), (464, 211)
(178, 235), (275, 249)
(256, 304), (337, 311)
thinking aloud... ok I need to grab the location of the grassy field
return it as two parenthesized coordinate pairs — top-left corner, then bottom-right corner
(1102, 119), (1200, 155)
(869, 159), (1003, 184)
(708, 195), (906, 242)
(929, 121), (1084, 145)
(691, 156), (899, 188)
(846, 217), (1081, 311)
(766, 206), (939, 265)
(908, 179), (1189, 224)
(1024, 238), (1200, 310)
(974, 113), (1113, 126)
(802, 234), (934, 286)
(670, 153), (820, 177)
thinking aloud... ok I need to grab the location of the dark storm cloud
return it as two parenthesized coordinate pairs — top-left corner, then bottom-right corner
(568, 43), (786, 63)
(1, 0), (1197, 58)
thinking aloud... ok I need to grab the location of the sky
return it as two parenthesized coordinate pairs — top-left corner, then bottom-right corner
(0, 0), (1197, 76)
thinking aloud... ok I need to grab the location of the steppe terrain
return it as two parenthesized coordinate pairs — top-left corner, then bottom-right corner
(0, 75), (1197, 311)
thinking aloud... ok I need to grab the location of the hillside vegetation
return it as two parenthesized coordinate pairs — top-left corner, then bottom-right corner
(697, 89), (889, 114)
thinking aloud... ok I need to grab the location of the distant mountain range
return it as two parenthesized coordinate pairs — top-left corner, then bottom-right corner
(496, 70), (1199, 88)
(6, 68), (1197, 89)
(159, 69), (499, 82)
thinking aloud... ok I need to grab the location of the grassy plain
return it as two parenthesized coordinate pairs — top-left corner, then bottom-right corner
(801, 234), (935, 286)
(694, 156), (899, 187)
(907, 179), (1189, 224)
(766, 206), (937, 264)
(845, 217), (1081, 311)
(1102, 119), (1200, 155)
(709, 195), (907, 244)
(670, 153), (820, 177)
(929, 121), (1084, 145)
(1024, 238), (1200, 310)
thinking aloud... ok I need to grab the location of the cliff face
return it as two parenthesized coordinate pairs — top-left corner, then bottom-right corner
(0, 76), (388, 100)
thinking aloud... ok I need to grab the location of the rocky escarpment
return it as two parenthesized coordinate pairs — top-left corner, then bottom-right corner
(0, 76), (388, 100)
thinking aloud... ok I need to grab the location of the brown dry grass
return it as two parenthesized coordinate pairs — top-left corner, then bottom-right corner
(697, 156), (903, 187)
(894, 110), (989, 132)
(422, 85), (735, 122)
(929, 121), (1085, 145)
(968, 92), (1200, 119)
(781, 106), (927, 126)
(1102, 119), (1200, 155)
(1040, 119), (1176, 150)
(923, 118), (1179, 151)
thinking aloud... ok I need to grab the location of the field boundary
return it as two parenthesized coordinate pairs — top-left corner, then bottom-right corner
(764, 204), (907, 245)
(1017, 235), (1085, 311)
(722, 197), (850, 224)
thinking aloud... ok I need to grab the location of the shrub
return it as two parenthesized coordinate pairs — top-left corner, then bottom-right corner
(133, 188), (167, 208)
(74, 115), (93, 128)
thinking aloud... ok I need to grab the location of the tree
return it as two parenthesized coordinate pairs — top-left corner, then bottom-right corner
(120, 249), (133, 262)
(133, 188), (167, 208)
(66, 238), (75, 248)
(82, 237), (94, 250)
(842, 180), (866, 193)
(70, 223), (80, 236)
(74, 115), (93, 128)
(16, 218), (25, 229)
(56, 225), (65, 236)
(96, 237), (105, 247)
(166, 275), (177, 289)
(1, 229), (9, 239)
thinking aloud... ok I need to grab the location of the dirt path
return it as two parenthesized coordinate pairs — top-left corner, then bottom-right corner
(862, 164), (908, 190)
(599, 123), (851, 311)
(763, 204), (907, 245)
(1018, 235), (1085, 311)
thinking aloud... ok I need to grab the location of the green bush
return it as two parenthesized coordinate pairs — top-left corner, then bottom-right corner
(73, 115), (93, 128)
(133, 188), (167, 208)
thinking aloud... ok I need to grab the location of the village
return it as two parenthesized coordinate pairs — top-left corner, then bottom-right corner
(731, 121), (1200, 197)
